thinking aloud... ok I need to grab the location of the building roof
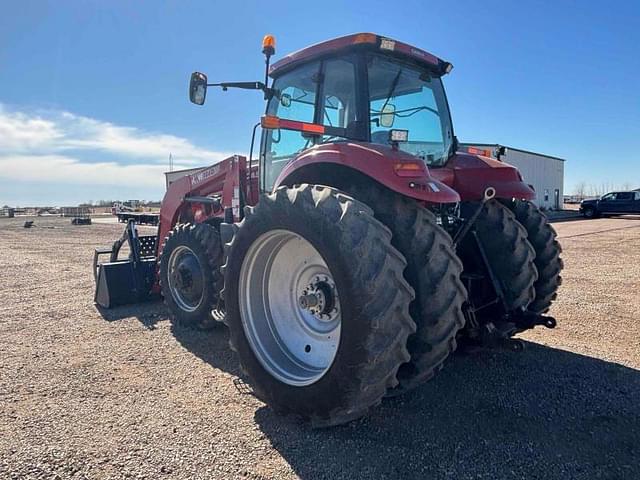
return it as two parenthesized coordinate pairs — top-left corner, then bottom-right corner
(460, 142), (566, 162)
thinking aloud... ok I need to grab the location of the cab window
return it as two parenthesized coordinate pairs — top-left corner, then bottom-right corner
(367, 55), (453, 166)
(262, 61), (320, 190)
(319, 57), (359, 142)
(261, 57), (360, 191)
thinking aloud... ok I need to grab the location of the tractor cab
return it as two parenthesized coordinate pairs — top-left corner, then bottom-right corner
(259, 33), (456, 191)
(189, 33), (533, 204)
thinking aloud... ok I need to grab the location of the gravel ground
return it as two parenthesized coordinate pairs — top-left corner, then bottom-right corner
(1, 216), (639, 479)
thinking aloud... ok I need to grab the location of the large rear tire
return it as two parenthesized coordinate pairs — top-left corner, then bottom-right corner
(347, 185), (466, 394)
(463, 199), (538, 311)
(223, 184), (416, 427)
(507, 200), (563, 314)
(159, 223), (223, 330)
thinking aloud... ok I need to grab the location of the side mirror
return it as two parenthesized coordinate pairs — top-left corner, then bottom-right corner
(189, 72), (208, 105)
(380, 104), (395, 128)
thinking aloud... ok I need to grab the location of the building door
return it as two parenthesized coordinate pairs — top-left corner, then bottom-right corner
(554, 189), (560, 209)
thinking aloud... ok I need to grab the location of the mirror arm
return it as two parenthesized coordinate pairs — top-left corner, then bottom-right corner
(207, 81), (266, 91)
(206, 81), (275, 100)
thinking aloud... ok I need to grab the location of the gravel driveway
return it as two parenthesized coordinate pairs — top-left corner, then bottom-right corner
(1, 216), (639, 479)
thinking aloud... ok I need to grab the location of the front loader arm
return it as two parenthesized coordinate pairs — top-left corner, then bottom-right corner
(157, 155), (247, 256)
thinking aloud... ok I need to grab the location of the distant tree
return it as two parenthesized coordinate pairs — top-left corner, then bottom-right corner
(573, 181), (587, 200)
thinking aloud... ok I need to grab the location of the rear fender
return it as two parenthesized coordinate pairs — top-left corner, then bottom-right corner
(431, 152), (535, 202)
(273, 142), (460, 204)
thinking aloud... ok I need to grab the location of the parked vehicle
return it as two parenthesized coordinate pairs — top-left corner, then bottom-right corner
(93, 33), (562, 426)
(580, 191), (640, 218)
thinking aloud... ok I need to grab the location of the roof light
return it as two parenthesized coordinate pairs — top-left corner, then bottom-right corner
(353, 33), (377, 44)
(262, 34), (276, 56)
(444, 62), (454, 74)
(380, 38), (396, 51)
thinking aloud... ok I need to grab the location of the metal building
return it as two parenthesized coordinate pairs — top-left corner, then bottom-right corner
(461, 143), (565, 209)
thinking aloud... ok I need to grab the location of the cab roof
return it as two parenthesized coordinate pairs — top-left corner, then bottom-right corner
(269, 33), (452, 78)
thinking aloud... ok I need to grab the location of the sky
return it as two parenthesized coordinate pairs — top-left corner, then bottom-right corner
(1, 0), (639, 206)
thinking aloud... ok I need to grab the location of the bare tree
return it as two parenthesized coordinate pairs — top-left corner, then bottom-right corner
(573, 181), (587, 201)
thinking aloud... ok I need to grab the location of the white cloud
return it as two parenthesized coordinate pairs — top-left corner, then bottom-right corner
(0, 104), (235, 203)
(55, 112), (228, 164)
(0, 107), (63, 151)
(0, 105), (231, 164)
(0, 154), (191, 188)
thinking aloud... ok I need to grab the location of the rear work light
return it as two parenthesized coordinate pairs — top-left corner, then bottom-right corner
(389, 129), (408, 143)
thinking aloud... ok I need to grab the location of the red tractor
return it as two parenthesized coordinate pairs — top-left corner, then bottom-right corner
(94, 33), (562, 427)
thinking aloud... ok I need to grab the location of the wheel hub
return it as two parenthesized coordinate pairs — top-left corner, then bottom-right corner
(298, 278), (338, 321)
(168, 245), (204, 312)
(239, 230), (342, 386)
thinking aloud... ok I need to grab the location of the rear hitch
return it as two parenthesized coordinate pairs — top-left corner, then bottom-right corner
(462, 317), (525, 352)
(510, 309), (557, 330)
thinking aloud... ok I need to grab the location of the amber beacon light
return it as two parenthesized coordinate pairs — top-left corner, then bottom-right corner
(262, 35), (276, 57)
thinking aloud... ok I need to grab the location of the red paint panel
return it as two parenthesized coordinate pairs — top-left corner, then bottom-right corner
(157, 155), (244, 256)
(274, 142), (460, 204)
(436, 152), (535, 202)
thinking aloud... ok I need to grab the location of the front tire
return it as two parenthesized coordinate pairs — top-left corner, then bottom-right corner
(159, 223), (223, 330)
(223, 185), (416, 427)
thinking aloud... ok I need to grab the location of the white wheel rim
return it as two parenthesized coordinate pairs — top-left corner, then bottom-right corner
(238, 230), (341, 386)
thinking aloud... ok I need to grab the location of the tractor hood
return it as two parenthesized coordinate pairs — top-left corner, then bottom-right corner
(430, 152), (536, 202)
(274, 142), (460, 204)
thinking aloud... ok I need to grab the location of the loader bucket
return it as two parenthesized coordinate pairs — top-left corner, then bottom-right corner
(93, 220), (159, 308)
(94, 258), (157, 308)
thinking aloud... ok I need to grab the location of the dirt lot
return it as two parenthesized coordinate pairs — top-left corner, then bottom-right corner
(1, 216), (639, 479)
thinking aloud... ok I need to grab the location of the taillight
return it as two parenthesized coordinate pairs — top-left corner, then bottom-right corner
(393, 162), (424, 177)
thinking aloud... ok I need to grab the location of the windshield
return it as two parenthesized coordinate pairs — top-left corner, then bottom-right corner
(368, 55), (454, 166)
